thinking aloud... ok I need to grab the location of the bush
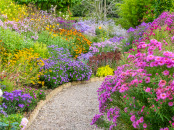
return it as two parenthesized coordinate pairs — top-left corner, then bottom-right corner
(116, 0), (149, 29)
(0, 0), (28, 21)
(96, 65), (114, 77)
(39, 46), (92, 89)
(2, 90), (33, 114)
(0, 27), (34, 52)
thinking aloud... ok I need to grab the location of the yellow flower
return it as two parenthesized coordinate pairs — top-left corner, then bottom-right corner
(98, 26), (102, 29)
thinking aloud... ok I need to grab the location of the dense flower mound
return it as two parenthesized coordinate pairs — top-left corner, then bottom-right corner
(39, 45), (92, 89)
(74, 19), (127, 37)
(91, 12), (174, 130)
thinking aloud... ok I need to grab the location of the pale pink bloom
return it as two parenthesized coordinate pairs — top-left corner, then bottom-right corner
(145, 77), (150, 83)
(145, 87), (151, 92)
(143, 123), (147, 128)
(130, 115), (136, 122)
(0, 89), (3, 97)
(20, 117), (28, 130)
(162, 70), (169, 76)
(160, 93), (167, 99)
(168, 102), (173, 106)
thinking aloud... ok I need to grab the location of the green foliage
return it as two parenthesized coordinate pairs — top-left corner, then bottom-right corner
(0, 27), (34, 52)
(0, 113), (23, 130)
(33, 42), (50, 58)
(142, 0), (174, 23)
(0, 78), (14, 93)
(13, 0), (82, 12)
(116, 0), (150, 29)
(116, 0), (174, 29)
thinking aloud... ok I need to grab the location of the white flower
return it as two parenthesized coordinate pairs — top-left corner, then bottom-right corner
(0, 89), (3, 97)
(20, 117), (28, 129)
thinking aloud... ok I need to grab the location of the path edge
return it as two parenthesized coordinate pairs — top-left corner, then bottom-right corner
(26, 77), (105, 129)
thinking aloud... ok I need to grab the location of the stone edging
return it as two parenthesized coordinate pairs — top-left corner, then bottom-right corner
(26, 77), (105, 129)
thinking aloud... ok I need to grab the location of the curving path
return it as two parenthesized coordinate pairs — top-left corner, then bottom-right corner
(28, 81), (103, 130)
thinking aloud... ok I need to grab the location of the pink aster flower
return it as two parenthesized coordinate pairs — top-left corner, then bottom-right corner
(145, 87), (151, 92)
(119, 86), (126, 93)
(155, 56), (162, 61)
(150, 39), (158, 45)
(158, 60), (165, 66)
(130, 115), (136, 122)
(158, 80), (167, 87)
(132, 121), (138, 128)
(145, 77), (150, 83)
(168, 102), (173, 106)
(142, 44), (148, 49)
(160, 93), (167, 100)
(162, 70), (169, 76)
(163, 51), (171, 57)
(139, 117), (144, 123)
(143, 123), (147, 128)
(146, 55), (154, 61)
(164, 127), (169, 130)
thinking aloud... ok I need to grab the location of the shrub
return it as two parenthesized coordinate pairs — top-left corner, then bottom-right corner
(39, 46), (92, 89)
(116, 0), (150, 29)
(2, 90), (33, 114)
(0, 0), (28, 21)
(0, 27), (34, 52)
(96, 65), (114, 77)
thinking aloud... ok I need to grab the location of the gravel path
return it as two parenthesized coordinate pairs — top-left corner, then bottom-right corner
(28, 81), (104, 130)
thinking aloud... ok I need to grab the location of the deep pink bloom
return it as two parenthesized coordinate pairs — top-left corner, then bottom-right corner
(143, 123), (147, 128)
(168, 102), (173, 106)
(158, 60), (165, 66)
(162, 70), (169, 76)
(155, 56), (162, 61)
(130, 115), (136, 122)
(158, 80), (167, 87)
(163, 51), (171, 57)
(146, 55), (154, 61)
(163, 127), (169, 130)
(139, 117), (144, 123)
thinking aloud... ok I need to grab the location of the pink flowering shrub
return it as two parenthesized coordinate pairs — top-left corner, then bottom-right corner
(91, 12), (174, 130)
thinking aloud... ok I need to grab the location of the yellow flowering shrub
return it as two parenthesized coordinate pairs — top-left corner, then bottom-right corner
(2, 48), (45, 86)
(0, 0), (28, 21)
(96, 65), (114, 77)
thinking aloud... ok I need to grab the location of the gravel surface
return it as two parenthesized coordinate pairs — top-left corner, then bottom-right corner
(28, 81), (104, 130)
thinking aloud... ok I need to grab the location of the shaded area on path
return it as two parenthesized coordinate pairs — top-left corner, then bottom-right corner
(28, 81), (103, 130)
